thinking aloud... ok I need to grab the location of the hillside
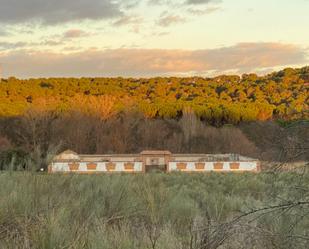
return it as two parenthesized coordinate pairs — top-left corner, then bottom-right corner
(0, 67), (308, 125)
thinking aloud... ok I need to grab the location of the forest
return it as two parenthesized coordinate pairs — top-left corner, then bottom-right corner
(0, 67), (308, 124)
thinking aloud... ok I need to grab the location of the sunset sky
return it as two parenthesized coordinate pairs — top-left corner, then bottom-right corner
(0, 0), (308, 78)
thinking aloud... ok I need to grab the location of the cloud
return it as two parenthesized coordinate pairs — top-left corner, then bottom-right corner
(41, 40), (64, 46)
(149, 0), (220, 26)
(63, 29), (90, 39)
(0, 40), (66, 50)
(0, 43), (307, 78)
(0, 41), (29, 50)
(157, 12), (186, 27)
(0, 0), (123, 24)
(186, 0), (216, 4)
(149, 0), (217, 6)
(151, 31), (170, 36)
(187, 6), (221, 15)
(112, 15), (143, 27)
(0, 28), (10, 36)
(122, 0), (140, 9)
(148, 0), (170, 5)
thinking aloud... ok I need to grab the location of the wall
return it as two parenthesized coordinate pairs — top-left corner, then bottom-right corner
(168, 161), (259, 172)
(49, 151), (260, 173)
(50, 161), (143, 173)
(49, 160), (260, 173)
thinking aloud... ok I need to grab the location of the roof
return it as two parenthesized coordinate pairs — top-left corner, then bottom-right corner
(61, 150), (78, 155)
(140, 150), (172, 155)
(54, 150), (80, 161)
(52, 150), (258, 162)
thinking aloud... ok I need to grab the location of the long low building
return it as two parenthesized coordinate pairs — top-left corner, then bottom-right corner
(48, 150), (261, 173)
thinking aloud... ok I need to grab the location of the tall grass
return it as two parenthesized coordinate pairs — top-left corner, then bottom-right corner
(0, 172), (308, 249)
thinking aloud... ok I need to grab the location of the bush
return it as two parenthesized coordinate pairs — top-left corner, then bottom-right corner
(0, 172), (308, 249)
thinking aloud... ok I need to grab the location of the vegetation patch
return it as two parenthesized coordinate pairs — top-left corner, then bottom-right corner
(0, 172), (308, 249)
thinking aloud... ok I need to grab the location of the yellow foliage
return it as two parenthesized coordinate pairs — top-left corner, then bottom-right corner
(70, 95), (117, 120)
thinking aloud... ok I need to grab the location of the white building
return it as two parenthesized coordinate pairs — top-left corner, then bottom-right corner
(49, 150), (261, 173)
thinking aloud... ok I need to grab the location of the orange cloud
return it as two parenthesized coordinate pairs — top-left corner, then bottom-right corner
(0, 43), (307, 78)
(63, 29), (89, 39)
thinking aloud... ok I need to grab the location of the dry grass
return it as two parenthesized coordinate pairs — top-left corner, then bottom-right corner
(0, 172), (308, 249)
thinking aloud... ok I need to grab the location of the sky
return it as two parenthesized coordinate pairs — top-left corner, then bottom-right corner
(0, 0), (308, 78)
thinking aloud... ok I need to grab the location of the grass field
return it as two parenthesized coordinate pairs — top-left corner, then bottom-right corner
(0, 172), (308, 249)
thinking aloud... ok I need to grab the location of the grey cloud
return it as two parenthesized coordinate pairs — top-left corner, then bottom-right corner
(186, 0), (215, 4)
(151, 31), (170, 36)
(0, 40), (63, 50)
(0, 41), (29, 50)
(0, 43), (307, 78)
(112, 15), (143, 27)
(0, 0), (123, 24)
(149, 0), (216, 6)
(187, 6), (221, 15)
(0, 38), (67, 50)
(148, 0), (169, 5)
(122, 0), (140, 9)
(0, 28), (10, 36)
(41, 40), (64, 46)
(157, 13), (186, 27)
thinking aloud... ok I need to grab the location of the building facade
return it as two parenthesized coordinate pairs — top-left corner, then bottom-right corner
(49, 150), (261, 173)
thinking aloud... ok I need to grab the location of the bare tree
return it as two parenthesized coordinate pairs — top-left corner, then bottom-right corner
(179, 108), (203, 151)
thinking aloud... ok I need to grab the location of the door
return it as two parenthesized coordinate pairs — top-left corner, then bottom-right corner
(145, 157), (167, 173)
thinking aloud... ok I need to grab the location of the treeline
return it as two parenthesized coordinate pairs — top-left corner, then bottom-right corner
(0, 110), (308, 171)
(0, 67), (308, 124)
